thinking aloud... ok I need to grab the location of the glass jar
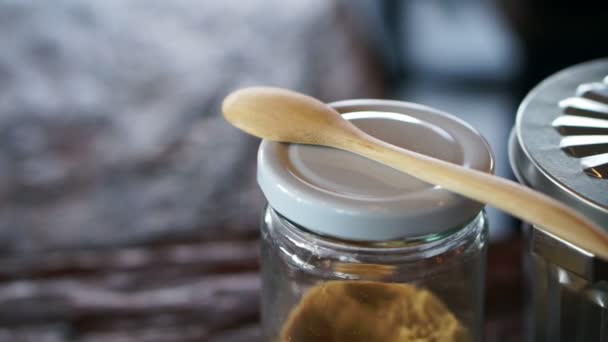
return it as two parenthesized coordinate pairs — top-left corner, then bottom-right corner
(257, 100), (494, 342)
(261, 206), (488, 342)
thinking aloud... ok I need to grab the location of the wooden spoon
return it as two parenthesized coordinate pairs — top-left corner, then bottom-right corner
(222, 86), (608, 260)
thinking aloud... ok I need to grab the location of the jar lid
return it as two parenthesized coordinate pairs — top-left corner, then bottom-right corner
(257, 100), (493, 241)
(509, 59), (608, 232)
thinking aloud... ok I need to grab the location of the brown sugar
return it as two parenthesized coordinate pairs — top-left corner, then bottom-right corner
(280, 280), (470, 342)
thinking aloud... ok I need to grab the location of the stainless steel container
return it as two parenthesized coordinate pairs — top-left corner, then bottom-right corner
(509, 59), (608, 341)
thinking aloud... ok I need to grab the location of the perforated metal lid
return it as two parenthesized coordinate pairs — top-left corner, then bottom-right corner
(509, 59), (608, 233)
(257, 100), (493, 241)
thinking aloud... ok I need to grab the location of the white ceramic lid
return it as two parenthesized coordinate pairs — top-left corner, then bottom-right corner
(257, 99), (494, 241)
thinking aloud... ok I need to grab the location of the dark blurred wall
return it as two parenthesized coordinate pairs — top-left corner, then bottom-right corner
(497, 0), (608, 94)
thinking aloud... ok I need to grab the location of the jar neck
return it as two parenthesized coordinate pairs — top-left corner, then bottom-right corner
(266, 206), (487, 263)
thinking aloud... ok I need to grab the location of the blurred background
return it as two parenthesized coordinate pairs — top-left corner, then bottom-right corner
(0, 0), (606, 341)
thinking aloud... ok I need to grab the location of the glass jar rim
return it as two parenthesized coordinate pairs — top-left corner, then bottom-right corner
(269, 206), (485, 259)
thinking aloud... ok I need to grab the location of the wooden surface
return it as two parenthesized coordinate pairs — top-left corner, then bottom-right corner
(0, 238), (262, 341)
(0, 234), (524, 341)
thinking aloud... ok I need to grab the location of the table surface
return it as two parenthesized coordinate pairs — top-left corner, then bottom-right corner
(0, 234), (525, 342)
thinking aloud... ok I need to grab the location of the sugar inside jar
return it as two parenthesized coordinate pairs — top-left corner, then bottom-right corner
(257, 100), (493, 342)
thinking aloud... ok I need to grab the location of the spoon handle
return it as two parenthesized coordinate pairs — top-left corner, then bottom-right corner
(340, 134), (608, 260)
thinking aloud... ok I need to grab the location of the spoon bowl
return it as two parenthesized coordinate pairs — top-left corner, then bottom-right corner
(223, 87), (360, 146)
